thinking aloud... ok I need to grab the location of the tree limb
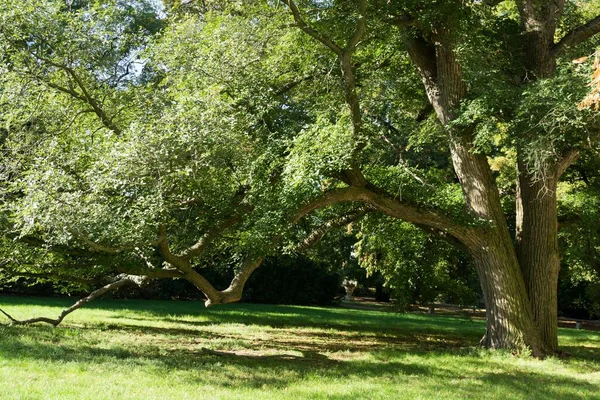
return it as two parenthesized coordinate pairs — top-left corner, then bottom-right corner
(0, 275), (143, 327)
(553, 14), (600, 57)
(280, 0), (343, 55)
(202, 209), (372, 307)
(26, 52), (123, 135)
(204, 256), (264, 307)
(73, 230), (165, 255)
(295, 208), (370, 252)
(556, 149), (580, 178)
(293, 186), (479, 246)
(16, 235), (106, 258)
(178, 214), (243, 261)
(1, 270), (100, 285)
(345, 0), (367, 52)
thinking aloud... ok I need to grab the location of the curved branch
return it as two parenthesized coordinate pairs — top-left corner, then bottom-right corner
(205, 257), (264, 307)
(294, 186), (479, 245)
(295, 208), (370, 252)
(553, 14), (600, 57)
(557, 149), (580, 178)
(178, 214), (242, 260)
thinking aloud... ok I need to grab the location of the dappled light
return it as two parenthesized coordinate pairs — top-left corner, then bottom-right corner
(0, 297), (598, 399)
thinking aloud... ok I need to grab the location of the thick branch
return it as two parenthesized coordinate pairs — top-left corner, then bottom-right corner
(294, 186), (479, 245)
(206, 209), (371, 307)
(556, 149), (579, 178)
(205, 257), (264, 307)
(553, 15), (600, 57)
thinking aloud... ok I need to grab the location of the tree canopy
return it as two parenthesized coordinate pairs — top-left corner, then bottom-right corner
(1, 0), (600, 357)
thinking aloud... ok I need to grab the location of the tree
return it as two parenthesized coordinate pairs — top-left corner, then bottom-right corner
(0, 0), (366, 318)
(274, 0), (600, 355)
(1, 0), (600, 357)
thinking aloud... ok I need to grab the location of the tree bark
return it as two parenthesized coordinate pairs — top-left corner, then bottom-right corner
(516, 163), (560, 352)
(513, 0), (571, 352)
(405, 29), (547, 353)
(470, 232), (545, 355)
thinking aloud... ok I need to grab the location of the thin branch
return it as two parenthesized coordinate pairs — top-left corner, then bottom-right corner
(0, 275), (142, 326)
(178, 214), (242, 260)
(345, 0), (367, 52)
(280, 0), (343, 55)
(295, 208), (370, 252)
(1, 270), (100, 285)
(273, 70), (325, 96)
(17, 235), (104, 258)
(553, 14), (600, 57)
(73, 230), (164, 255)
(26, 52), (123, 135)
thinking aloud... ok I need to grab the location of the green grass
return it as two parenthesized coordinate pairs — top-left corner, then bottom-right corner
(0, 296), (598, 399)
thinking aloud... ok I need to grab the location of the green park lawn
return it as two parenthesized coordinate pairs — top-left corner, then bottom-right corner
(0, 296), (598, 399)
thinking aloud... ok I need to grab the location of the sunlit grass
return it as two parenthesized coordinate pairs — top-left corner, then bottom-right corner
(0, 296), (598, 399)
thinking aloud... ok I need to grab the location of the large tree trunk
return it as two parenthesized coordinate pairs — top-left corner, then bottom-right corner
(470, 232), (546, 355)
(452, 136), (546, 355)
(513, 0), (565, 352)
(405, 29), (548, 354)
(516, 164), (560, 352)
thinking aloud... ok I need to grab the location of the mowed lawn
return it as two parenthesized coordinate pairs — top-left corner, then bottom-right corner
(0, 296), (598, 400)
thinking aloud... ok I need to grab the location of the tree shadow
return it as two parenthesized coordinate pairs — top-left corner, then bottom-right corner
(0, 296), (598, 399)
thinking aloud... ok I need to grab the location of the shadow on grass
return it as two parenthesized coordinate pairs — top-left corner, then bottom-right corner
(0, 296), (598, 399)
(0, 327), (596, 399)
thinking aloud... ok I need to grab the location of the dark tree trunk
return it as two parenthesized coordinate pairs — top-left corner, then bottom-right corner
(513, 0), (566, 352)
(516, 164), (560, 352)
(470, 233), (546, 355)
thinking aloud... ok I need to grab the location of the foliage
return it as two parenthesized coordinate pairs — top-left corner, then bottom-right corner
(356, 215), (479, 309)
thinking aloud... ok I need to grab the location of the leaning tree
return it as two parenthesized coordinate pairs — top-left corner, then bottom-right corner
(0, 0), (369, 319)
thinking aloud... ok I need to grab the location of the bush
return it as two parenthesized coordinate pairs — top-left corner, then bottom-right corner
(243, 255), (342, 305)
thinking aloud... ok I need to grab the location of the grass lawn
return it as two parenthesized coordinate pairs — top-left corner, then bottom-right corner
(0, 296), (598, 399)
